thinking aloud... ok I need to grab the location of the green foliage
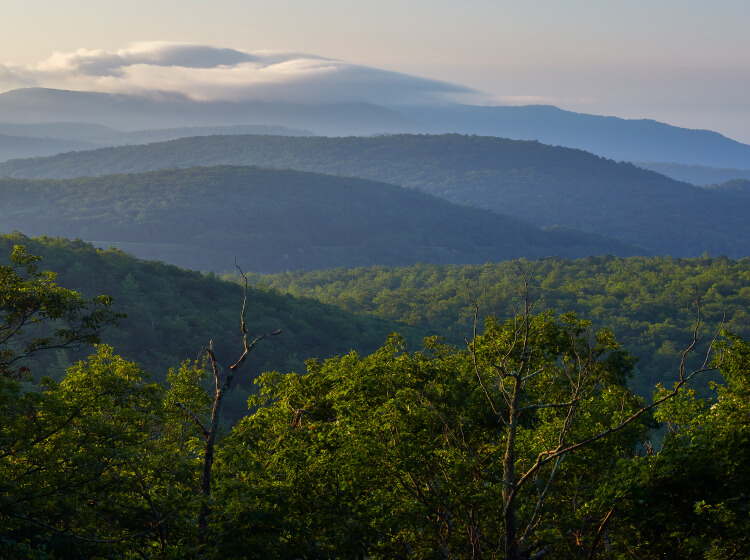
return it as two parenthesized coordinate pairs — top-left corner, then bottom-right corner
(2, 239), (748, 558)
(254, 256), (750, 394)
(1, 235), (412, 420)
(165, 359), (213, 446)
(0, 346), (196, 558)
(1, 243), (120, 379)
(589, 333), (750, 559)
(213, 312), (650, 558)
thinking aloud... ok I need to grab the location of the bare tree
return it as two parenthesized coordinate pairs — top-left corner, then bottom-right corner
(173, 263), (280, 546)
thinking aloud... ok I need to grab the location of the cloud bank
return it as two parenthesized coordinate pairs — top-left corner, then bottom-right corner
(0, 42), (476, 104)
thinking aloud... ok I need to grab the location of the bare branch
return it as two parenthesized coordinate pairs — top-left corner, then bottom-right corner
(520, 454), (566, 550)
(172, 401), (209, 439)
(521, 366), (546, 382)
(206, 343), (220, 393)
(514, 356), (719, 494)
(230, 329), (281, 372)
(517, 399), (579, 413)
(586, 507), (616, 560)
(195, 258), (280, 545)
(466, 282), (504, 421)
(230, 261), (281, 371)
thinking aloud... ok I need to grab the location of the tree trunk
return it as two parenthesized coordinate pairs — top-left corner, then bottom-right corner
(504, 374), (522, 560)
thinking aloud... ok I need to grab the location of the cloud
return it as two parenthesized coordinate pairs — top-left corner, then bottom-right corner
(0, 42), (476, 104)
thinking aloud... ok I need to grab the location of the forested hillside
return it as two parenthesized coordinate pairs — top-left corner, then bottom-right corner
(2, 134), (746, 256)
(0, 234), (415, 418)
(3, 235), (749, 559)
(250, 255), (750, 394)
(0, 165), (642, 273)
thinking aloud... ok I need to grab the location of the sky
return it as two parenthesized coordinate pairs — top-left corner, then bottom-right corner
(1, 0), (749, 143)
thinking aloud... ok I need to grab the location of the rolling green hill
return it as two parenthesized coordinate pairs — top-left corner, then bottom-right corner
(5, 233), (745, 401)
(0, 233), (418, 419)
(0, 165), (643, 273)
(248, 255), (750, 395)
(1, 133), (746, 257)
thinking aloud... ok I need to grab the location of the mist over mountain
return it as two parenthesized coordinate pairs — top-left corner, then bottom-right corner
(1, 42), (748, 261)
(0, 120), (314, 162)
(0, 121), (312, 143)
(0, 88), (415, 137)
(0, 87), (747, 167)
(0, 132), (97, 161)
(0, 39), (749, 167)
(0, 43), (474, 106)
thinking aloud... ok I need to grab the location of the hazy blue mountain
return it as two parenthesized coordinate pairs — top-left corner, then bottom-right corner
(401, 104), (750, 168)
(0, 133), (98, 161)
(0, 87), (415, 136)
(0, 165), (644, 273)
(0, 121), (313, 161)
(704, 178), (750, 194)
(0, 121), (312, 144)
(1, 88), (750, 166)
(95, 124), (314, 145)
(2, 133), (746, 257)
(634, 162), (750, 186)
(0, 122), (118, 141)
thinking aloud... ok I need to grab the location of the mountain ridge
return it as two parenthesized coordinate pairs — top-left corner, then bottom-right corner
(1, 87), (749, 167)
(0, 165), (643, 273)
(1, 133), (744, 257)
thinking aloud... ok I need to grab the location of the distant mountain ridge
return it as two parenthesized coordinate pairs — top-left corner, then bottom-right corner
(0, 121), (314, 162)
(2, 133), (747, 257)
(0, 87), (414, 136)
(0, 87), (749, 167)
(0, 132), (97, 161)
(0, 165), (642, 273)
(401, 104), (750, 168)
(634, 162), (750, 186)
(0, 233), (418, 419)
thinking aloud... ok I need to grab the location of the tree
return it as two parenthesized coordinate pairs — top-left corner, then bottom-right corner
(212, 268), (721, 560)
(0, 346), (188, 558)
(466, 278), (719, 560)
(592, 332), (750, 559)
(213, 313), (648, 558)
(1, 244), (120, 379)
(169, 264), (280, 549)
(0, 248), (185, 558)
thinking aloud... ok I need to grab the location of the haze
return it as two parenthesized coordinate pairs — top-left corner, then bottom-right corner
(1, 0), (748, 143)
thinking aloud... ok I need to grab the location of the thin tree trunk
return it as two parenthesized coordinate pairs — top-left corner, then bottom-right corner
(503, 374), (521, 560)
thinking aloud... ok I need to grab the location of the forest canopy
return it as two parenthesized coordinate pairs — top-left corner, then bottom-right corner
(1, 243), (748, 559)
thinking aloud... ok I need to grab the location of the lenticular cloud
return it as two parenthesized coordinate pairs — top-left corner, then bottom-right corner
(0, 42), (474, 104)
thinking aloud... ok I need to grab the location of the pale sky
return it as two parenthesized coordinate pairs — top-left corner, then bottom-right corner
(1, 0), (749, 143)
